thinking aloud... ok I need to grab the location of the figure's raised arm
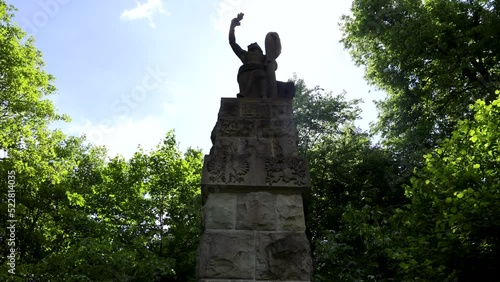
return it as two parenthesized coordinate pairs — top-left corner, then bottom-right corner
(229, 13), (245, 58)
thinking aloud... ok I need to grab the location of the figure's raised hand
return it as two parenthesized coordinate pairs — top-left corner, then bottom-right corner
(236, 13), (244, 21)
(231, 12), (244, 27)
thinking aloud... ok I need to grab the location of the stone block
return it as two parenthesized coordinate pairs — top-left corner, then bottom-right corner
(209, 137), (240, 155)
(276, 194), (306, 231)
(202, 155), (310, 189)
(197, 231), (255, 279)
(212, 118), (256, 140)
(271, 103), (294, 119)
(256, 232), (313, 281)
(240, 102), (271, 118)
(203, 154), (251, 185)
(239, 138), (273, 157)
(199, 280), (309, 282)
(270, 119), (298, 138)
(273, 137), (299, 157)
(210, 137), (275, 158)
(264, 157), (309, 187)
(218, 98), (240, 118)
(198, 280), (255, 282)
(203, 193), (236, 230)
(236, 192), (276, 230)
(255, 119), (274, 138)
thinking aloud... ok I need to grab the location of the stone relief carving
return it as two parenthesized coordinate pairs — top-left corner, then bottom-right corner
(265, 157), (307, 186)
(273, 138), (299, 157)
(238, 138), (272, 158)
(206, 154), (250, 184)
(211, 119), (254, 141)
(211, 137), (273, 159)
(271, 104), (293, 119)
(218, 100), (240, 118)
(241, 102), (271, 118)
(209, 138), (239, 155)
(271, 119), (298, 138)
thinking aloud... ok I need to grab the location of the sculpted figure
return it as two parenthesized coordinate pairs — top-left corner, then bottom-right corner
(229, 13), (281, 98)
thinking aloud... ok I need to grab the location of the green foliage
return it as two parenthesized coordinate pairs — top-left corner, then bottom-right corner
(4, 0), (498, 279)
(0, 2), (202, 281)
(341, 0), (500, 166)
(0, 1), (68, 152)
(293, 77), (407, 281)
(341, 0), (500, 280)
(292, 75), (361, 154)
(0, 132), (202, 282)
(396, 92), (500, 281)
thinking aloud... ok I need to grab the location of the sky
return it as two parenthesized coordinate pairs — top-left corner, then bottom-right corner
(11, 0), (385, 159)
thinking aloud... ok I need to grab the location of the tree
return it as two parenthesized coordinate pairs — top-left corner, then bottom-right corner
(1, 3), (203, 281)
(394, 92), (500, 281)
(0, 1), (68, 152)
(0, 133), (103, 281)
(143, 132), (202, 282)
(0, 2), (78, 280)
(292, 77), (407, 281)
(341, 0), (500, 166)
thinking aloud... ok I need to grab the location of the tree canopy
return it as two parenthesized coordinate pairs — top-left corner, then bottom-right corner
(2, 0), (500, 280)
(338, 0), (500, 280)
(1, 2), (202, 280)
(0, 1), (68, 153)
(341, 0), (500, 166)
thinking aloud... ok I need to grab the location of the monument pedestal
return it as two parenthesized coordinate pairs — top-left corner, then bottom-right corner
(197, 98), (313, 281)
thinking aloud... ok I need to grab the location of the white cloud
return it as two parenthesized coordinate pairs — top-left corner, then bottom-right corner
(120, 0), (167, 28)
(69, 109), (176, 159)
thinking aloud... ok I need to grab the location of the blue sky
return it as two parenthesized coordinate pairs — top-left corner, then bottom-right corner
(11, 0), (385, 158)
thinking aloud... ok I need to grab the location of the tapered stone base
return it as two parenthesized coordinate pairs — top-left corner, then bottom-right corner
(197, 98), (313, 281)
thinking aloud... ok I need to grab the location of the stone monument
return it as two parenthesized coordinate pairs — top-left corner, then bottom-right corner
(196, 13), (313, 281)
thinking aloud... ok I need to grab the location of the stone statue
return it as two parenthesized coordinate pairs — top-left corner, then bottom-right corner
(229, 13), (282, 98)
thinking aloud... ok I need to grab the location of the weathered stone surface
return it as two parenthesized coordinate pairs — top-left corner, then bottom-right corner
(204, 154), (251, 185)
(218, 98), (240, 118)
(209, 137), (240, 156)
(210, 136), (298, 157)
(273, 137), (299, 157)
(203, 193), (236, 230)
(236, 192), (276, 230)
(198, 96), (312, 281)
(202, 155), (310, 189)
(212, 118), (256, 139)
(199, 280), (309, 282)
(276, 194), (305, 231)
(198, 280), (255, 282)
(210, 137), (276, 157)
(254, 119), (273, 138)
(237, 138), (273, 157)
(241, 102), (271, 118)
(270, 119), (298, 138)
(276, 80), (296, 99)
(271, 103), (294, 119)
(256, 232), (313, 280)
(211, 99), (297, 144)
(197, 231), (255, 279)
(265, 157), (308, 186)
